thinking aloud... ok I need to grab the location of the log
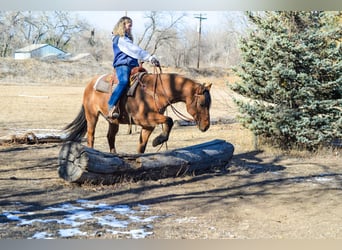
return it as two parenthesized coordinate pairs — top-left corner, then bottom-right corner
(58, 139), (234, 185)
(0, 130), (65, 145)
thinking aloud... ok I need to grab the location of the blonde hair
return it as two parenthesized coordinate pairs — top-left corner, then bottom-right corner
(112, 16), (133, 41)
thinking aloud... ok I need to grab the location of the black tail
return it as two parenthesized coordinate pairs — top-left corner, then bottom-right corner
(63, 105), (87, 142)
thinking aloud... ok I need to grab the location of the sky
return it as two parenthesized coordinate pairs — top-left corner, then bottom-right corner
(75, 11), (235, 34)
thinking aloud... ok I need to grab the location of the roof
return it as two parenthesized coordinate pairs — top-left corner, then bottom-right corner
(15, 44), (65, 53)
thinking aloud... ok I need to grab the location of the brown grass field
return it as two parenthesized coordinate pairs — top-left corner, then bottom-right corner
(0, 58), (341, 239)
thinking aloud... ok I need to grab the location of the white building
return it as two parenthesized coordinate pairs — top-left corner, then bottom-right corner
(14, 44), (67, 60)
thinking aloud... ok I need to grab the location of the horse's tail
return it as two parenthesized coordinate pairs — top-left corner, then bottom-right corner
(62, 105), (87, 142)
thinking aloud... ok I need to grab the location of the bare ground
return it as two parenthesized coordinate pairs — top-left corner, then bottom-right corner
(0, 59), (341, 239)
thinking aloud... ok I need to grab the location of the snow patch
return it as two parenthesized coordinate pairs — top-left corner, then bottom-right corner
(1, 200), (160, 239)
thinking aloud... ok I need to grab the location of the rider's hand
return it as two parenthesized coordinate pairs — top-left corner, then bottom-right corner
(150, 56), (160, 67)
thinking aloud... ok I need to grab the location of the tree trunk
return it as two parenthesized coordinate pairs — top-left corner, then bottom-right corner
(58, 139), (234, 185)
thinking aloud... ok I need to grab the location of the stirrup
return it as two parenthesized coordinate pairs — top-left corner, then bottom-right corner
(111, 112), (120, 119)
(108, 106), (119, 119)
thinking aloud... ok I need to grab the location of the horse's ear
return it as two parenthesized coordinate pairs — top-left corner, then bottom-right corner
(203, 82), (212, 91)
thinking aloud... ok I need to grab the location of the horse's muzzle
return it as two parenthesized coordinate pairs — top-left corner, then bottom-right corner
(199, 123), (210, 132)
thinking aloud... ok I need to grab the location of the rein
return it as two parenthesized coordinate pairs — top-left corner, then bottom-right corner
(152, 66), (195, 123)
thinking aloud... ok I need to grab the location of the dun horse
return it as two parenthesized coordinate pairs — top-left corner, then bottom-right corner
(63, 67), (212, 154)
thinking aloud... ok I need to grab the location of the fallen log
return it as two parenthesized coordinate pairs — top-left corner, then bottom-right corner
(58, 139), (234, 185)
(0, 130), (66, 145)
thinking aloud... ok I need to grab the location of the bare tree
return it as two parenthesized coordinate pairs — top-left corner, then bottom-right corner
(42, 11), (89, 50)
(134, 11), (249, 68)
(199, 11), (249, 67)
(137, 11), (186, 55)
(0, 11), (22, 57)
(0, 11), (91, 57)
(221, 11), (250, 66)
(68, 28), (113, 62)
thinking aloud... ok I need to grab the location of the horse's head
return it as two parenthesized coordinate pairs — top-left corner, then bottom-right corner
(187, 82), (212, 132)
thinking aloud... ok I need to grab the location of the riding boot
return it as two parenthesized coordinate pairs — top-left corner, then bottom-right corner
(108, 105), (120, 119)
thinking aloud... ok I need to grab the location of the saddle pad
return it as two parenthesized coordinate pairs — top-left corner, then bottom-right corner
(93, 74), (113, 93)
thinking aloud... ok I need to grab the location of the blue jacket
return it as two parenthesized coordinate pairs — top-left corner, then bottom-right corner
(112, 34), (151, 68)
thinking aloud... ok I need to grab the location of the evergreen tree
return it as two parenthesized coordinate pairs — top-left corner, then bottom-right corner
(231, 11), (342, 150)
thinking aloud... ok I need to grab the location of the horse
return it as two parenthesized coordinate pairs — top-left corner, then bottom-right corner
(63, 66), (212, 154)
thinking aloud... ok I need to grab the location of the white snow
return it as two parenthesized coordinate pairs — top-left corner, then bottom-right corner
(30, 231), (54, 239)
(59, 228), (87, 238)
(1, 200), (159, 239)
(97, 214), (129, 228)
(314, 176), (334, 182)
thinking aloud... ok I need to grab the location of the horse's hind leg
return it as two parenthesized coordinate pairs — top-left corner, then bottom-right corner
(85, 111), (99, 148)
(107, 122), (119, 154)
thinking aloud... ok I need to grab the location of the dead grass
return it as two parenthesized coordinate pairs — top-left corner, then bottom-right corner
(0, 57), (113, 86)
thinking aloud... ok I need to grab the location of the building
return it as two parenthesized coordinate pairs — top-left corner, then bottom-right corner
(14, 44), (67, 60)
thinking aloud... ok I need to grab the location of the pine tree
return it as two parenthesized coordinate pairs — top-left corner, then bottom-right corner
(231, 11), (342, 150)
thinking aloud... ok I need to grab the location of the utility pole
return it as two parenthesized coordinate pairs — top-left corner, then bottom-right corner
(194, 13), (207, 69)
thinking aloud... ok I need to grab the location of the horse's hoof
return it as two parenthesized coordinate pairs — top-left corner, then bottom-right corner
(152, 135), (167, 147)
(152, 139), (159, 147)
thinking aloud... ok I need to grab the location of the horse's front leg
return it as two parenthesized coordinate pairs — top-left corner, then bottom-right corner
(107, 122), (119, 154)
(151, 114), (174, 148)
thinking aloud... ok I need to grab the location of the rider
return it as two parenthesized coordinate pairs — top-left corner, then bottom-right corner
(108, 16), (160, 119)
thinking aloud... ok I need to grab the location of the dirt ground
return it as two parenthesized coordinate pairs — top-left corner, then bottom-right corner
(0, 60), (341, 239)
